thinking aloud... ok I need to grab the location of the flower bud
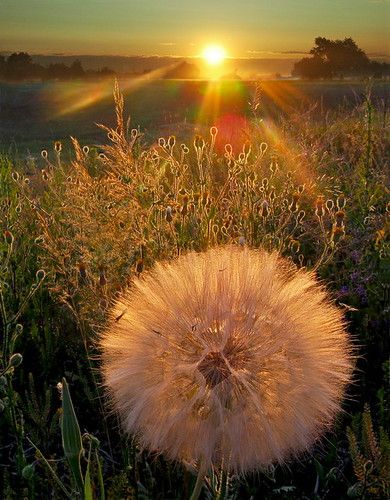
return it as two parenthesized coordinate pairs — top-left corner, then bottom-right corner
(9, 353), (23, 368)
(36, 269), (46, 281)
(22, 464), (34, 480)
(3, 230), (14, 245)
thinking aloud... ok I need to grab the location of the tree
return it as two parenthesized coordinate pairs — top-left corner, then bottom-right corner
(0, 55), (5, 78)
(5, 52), (35, 80)
(69, 59), (85, 78)
(293, 37), (387, 79)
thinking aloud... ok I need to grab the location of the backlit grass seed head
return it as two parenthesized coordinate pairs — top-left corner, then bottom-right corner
(101, 246), (354, 473)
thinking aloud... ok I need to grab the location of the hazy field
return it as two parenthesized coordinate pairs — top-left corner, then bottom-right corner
(1, 79), (388, 156)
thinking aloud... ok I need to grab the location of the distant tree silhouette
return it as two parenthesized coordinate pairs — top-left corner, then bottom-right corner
(0, 55), (5, 78)
(5, 52), (38, 80)
(293, 37), (389, 79)
(69, 59), (85, 78)
(0, 51), (115, 81)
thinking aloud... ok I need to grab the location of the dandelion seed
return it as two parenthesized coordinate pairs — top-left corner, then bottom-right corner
(101, 246), (354, 473)
(41, 150), (48, 160)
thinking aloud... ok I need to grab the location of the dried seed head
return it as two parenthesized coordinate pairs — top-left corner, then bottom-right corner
(101, 246), (354, 473)
(165, 206), (173, 223)
(77, 261), (87, 279)
(135, 259), (144, 274)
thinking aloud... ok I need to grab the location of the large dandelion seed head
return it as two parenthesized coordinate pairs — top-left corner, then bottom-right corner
(100, 246), (354, 473)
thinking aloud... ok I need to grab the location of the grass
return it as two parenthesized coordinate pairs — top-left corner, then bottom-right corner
(0, 80), (388, 499)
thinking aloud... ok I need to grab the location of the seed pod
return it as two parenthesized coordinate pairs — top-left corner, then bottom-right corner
(259, 200), (269, 218)
(3, 230), (14, 245)
(168, 135), (176, 148)
(337, 194), (346, 209)
(77, 261), (87, 279)
(331, 225), (345, 243)
(210, 126), (218, 138)
(165, 206), (173, 223)
(315, 196), (325, 218)
(326, 199), (334, 211)
(22, 464), (34, 481)
(224, 143), (233, 156)
(335, 210), (345, 226)
(9, 353), (23, 368)
(136, 259), (144, 274)
(99, 271), (107, 287)
(290, 239), (300, 254)
(36, 269), (46, 281)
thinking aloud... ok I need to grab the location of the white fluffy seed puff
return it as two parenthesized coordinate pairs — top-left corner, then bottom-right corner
(100, 246), (354, 473)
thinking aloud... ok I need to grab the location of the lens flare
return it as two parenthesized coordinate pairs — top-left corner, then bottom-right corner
(202, 45), (226, 66)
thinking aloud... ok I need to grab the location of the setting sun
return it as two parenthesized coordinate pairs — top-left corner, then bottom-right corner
(202, 45), (227, 65)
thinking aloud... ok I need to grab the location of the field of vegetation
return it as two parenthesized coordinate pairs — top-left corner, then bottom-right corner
(0, 79), (388, 499)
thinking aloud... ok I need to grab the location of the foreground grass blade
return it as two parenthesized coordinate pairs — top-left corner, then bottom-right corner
(61, 377), (84, 494)
(27, 437), (73, 499)
(84, 442), (93, 500)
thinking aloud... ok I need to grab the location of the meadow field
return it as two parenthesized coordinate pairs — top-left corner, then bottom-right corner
(0, 79), (388, 156)
(0, 79), (388, 499)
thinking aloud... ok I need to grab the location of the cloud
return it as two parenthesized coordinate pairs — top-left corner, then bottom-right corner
(246, 50), (308, 57)
(160, 42), (176, 47)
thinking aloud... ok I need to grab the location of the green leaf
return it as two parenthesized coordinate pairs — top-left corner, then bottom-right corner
(84, 442), (93, 500)
(61, 377), (84, 494)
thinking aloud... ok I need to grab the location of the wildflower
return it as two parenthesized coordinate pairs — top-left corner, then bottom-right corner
(100, 246), (354, 473)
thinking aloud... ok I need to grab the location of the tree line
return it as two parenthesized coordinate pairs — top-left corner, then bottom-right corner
(293, 37), (390, 79)
(0, 52), (115, 81)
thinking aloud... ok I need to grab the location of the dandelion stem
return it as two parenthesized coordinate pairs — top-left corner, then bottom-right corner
(190, 460), (206, 500)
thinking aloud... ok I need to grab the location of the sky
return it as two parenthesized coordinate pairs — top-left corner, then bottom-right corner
(0, 0), (389, 58)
